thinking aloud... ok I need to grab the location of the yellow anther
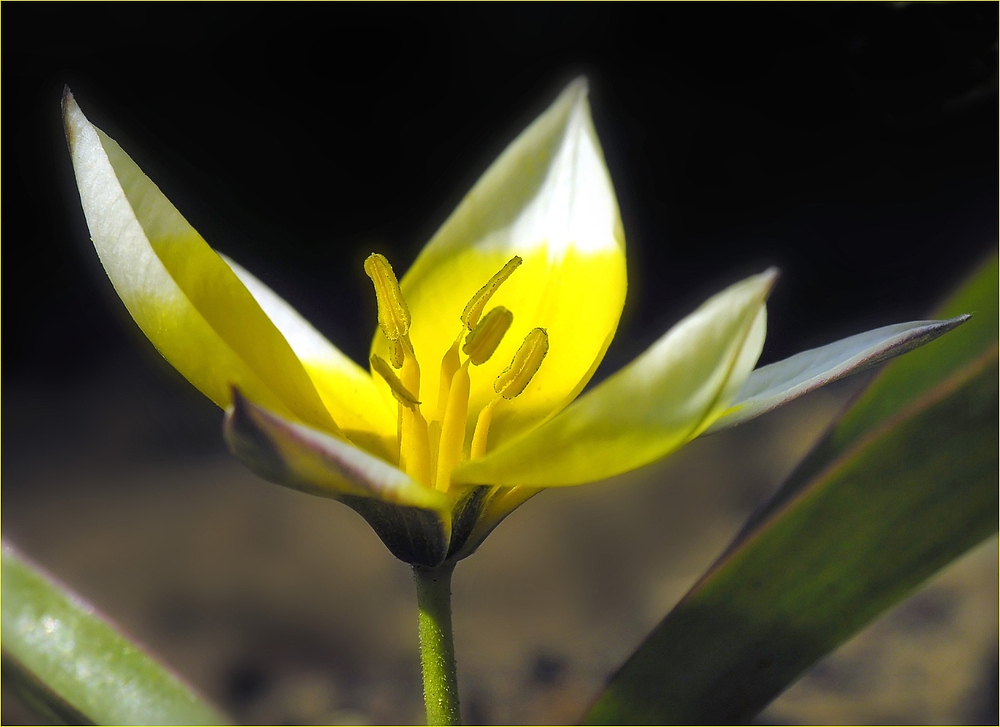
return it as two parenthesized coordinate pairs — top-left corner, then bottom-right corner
(461, 256), (522, 329)
(364, 253), (411, 346)
(370, 354), (420, 408)
(462, 307), (513, 365)
(496, 328), (548, 399)
(388, 339), (405, 369)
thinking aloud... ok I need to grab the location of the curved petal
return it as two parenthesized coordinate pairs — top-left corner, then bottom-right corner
(224, 389), (450, 513)
(64, 92), (337, 433)
(226, 390), (453, 567)
(222, 256), (397, 458)
(705, 316), (971, 434)
(371, 78), (627, 448)
(453, 270), (775, 487)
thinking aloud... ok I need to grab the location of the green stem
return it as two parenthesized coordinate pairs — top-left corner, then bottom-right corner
(413, 563), (461, 726)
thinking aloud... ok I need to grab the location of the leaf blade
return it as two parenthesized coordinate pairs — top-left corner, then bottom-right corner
(1, 544), (228, 725)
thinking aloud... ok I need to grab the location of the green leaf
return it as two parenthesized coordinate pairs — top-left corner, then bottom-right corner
(585, 252), (999, 725)
(1, 544), (228, 725)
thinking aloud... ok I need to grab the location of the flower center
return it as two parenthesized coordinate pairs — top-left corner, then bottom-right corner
(365, 253), (547, 492)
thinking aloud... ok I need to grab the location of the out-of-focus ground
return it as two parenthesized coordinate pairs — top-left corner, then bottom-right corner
(2, 357), (996, 725)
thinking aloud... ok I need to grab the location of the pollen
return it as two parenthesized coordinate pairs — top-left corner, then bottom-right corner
(469, 328), (549, 460)
(461, 256), (522, 329)
(495, 328), (549, 399)
(370, 354), (420, 408)
(463, 307), (514, 365)
(365, 253), (411, 358)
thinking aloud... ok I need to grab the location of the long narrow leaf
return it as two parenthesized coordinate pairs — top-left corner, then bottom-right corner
(585, 252), (998, 724)
(1, 543), (228, 725)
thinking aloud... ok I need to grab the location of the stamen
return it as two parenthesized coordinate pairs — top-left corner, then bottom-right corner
(388, 339), (405, 369)
(461, 256), (522, 329)
(372, 353), (431, 485)
(399, 338), (420, 398)
(463, 307), (513, 365)
(470, 397), (499, 460)
(496, 328), (549, 399)
(364, 253), (411, 352)
(436, 338), (461, 422)
(397, 345), (427, 484)
(427, 420), (442, 480)
(403, 406), (432, 487)
(361, 254), (537, 488)
(470, 328), (549, 459)
(435, 362), (470, 492)
(429, 257), (522, 481)
(370, 355), (420, 408)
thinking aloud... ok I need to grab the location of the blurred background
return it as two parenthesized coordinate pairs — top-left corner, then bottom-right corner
(4, 3), (997, 724)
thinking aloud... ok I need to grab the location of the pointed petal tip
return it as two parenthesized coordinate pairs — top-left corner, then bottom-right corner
(747, 266), (781, 300)
(61, 86), (80, 145)
(556, 76), (591, 115)
(60, 87), (91, 151)
(921, 313), (972, 338)
(223, 385), (258, 446)
(925, 313), (972, 337)
(566, 75), (589, 98)
(224, 384), (245, 418)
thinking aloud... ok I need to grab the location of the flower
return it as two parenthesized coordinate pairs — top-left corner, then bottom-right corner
(63, 81), (965, 567)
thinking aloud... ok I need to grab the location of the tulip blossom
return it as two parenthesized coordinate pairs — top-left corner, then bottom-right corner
(63, 80), (964, 572)
(64, 79), (968, 725)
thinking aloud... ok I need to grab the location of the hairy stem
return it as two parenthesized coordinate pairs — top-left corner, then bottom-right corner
(413, 563), (461, 725)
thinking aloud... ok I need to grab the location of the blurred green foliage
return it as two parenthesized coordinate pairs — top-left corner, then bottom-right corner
(2, 545), (227, 725)
(587, 253), (998, 724)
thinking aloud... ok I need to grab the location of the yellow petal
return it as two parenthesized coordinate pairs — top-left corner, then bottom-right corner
(64, 93), (337, 433)
(222, 256), (397, 458)
(452, 270), (775, 487)
(371, 78), (627, 447)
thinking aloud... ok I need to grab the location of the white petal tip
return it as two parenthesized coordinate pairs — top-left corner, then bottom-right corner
(566, 75), (589, 97)
(556, 76), (591, 116)
(61, 88), (81, 143)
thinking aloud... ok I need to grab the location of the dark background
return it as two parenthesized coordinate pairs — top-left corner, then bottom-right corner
(6, 2), (997, 383)
(3, 3), (997, 725)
